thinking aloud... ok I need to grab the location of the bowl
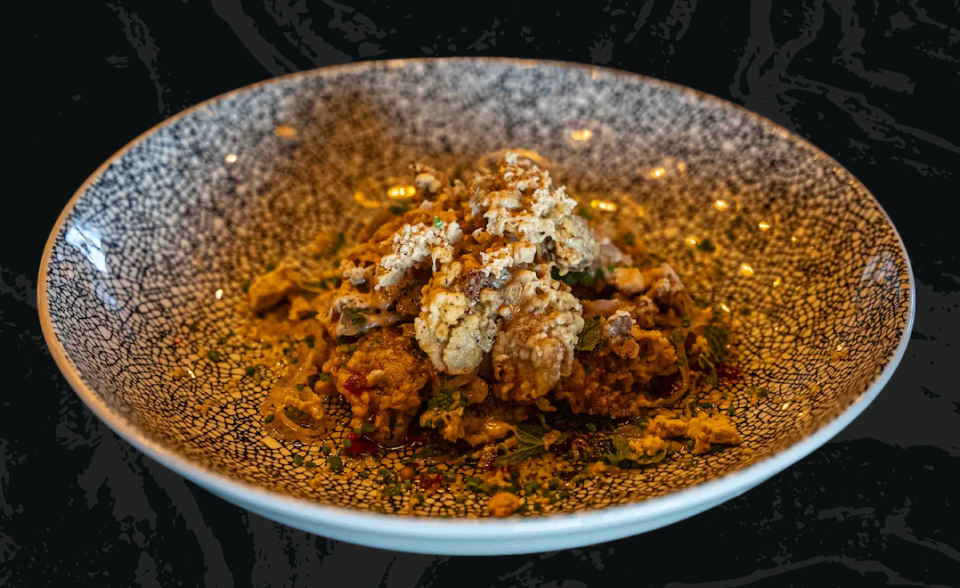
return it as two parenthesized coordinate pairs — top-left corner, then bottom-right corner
(38, 58), (914, 555)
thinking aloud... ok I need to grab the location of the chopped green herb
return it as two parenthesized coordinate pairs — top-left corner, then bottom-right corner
(339, 343), (358, 354)
(296, 384), (305, 391)
(322, 446), (332, 456)
(727, 407), (737, 417)
(358, 471), (369, 479)
(455, 495), (466, 504)
(188, 322), (199, 333)
(389, 203), (409, 215)
(358, 422), (376, 434)
(265, 263), (276, 272)
(552, 266), (605, 288)
(433, 216), (443, 228)
(291, 357), (299, 364)
(264, 414), (275, 424)
(578, 207), (592, 220)
(623, 232), (636, 246)
(327, 456), (343, 471)
(704, 324), (730, 364)
(293, 454), (303, 467)
(697, 238), (716, 253)
(496, 424), (565, 466)
(585, 422), (597, 432)
(343, 438), (352, 448)
(558, 489), (570, 499)
(245, 366), (256, 376)
(304, 335), (315, 349)
(576, 315), (603, 351)
(699, 402), (714, 409)
(305, 461), (318, 468)
(207, 350), (221, 361)
(241, 281), (251, 293)
(317, 372), (333, 382)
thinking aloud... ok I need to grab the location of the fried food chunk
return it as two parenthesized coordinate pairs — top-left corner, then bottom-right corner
(322, 327), (436, 444)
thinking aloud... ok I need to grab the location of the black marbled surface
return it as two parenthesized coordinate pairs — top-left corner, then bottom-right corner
(4, 1), (958, 586)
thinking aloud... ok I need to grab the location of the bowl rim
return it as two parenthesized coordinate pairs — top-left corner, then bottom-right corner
(37, 56), (916, 546)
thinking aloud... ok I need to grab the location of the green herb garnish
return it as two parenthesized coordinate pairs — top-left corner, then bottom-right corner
(623, 232), (636, 246)
(293, 454), (303, 466)
(433, 216), (443, 228)
(389, 203), (409, 215)
(264, 414), (275, 424)
(327, 456), (343, 471)
(317, 372), (333, 382)
(495, 424), (565, 466)
(245, 366), (256, 376)
(207, 350), (221, 361)
(697, 238), (716, 253)
(576, 315), (603, 352)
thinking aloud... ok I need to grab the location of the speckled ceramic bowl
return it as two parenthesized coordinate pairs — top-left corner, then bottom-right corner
(38, 58), (914, 555)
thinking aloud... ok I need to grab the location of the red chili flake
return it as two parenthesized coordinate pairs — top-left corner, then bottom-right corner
(342, 432), (378, 456)
(343, 372), (367, 396)
(716, 363), (741, 380)
(418, 474), (442, 492)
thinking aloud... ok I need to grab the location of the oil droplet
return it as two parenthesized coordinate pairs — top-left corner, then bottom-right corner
(225, 154), (237, 163)
(739, 263), (755, 277)
(215, 289), (223, 300)
(275, 125), (297, 138)
(353, 191), (382, 208)
(772, 276), (782, 288)
(387, 185), (417, 199)
(720, 303), (731, 313)
(590, 199), (617, 212)
(758, 221), (771, 231)
(714, 199), (729, 211)
(686, 236), (700, 247)
(650, 167), (666, 179)
(571, 129), (593, 141)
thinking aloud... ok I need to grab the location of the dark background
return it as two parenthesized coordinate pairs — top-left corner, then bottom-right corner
(4, 1), (958, 586)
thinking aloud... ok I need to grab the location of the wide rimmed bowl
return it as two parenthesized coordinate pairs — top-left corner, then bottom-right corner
(38, 58), (914, 555)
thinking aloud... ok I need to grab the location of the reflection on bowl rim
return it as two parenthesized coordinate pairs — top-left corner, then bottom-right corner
(37, 57), (916, 552)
